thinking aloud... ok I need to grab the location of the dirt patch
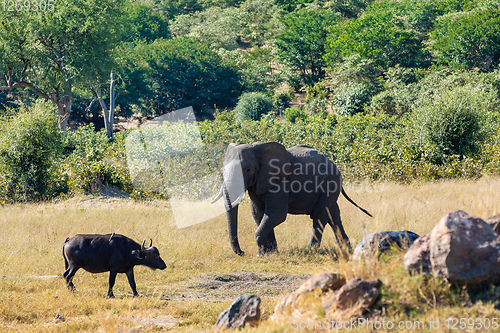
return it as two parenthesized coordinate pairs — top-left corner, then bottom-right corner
(162, 271), (310, 302)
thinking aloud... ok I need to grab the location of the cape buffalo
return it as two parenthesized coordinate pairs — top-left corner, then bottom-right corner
(63, 233), (167, 298)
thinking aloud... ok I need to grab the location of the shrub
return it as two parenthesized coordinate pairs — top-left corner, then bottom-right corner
(0, 102), (65, 202)
(415, 86), (491, 159)
(332, 82), (373, 115)
(61, 125), (132, 194)
(233, 92), (274, 122)
(283, 106), (307, 123)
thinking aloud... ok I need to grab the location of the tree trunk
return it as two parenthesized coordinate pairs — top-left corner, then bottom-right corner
(55, 93), (72, 132)
(96, 71), (115, 139)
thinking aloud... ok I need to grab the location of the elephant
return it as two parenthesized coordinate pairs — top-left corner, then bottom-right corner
(212, 142), (372, 256)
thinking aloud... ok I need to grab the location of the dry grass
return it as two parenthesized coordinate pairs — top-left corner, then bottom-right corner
(1, 178), (500, 332)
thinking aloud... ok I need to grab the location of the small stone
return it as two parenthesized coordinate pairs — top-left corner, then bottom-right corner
(274, 273), (345, 315)
(214, 294), (261, 330)
(323, 278), (382, 318)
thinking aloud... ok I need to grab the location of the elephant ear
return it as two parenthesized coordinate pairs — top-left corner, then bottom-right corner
(254, 142), (291, 196)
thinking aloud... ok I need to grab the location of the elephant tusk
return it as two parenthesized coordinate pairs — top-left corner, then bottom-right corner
(230, 191), (245, 207)
(211, 186), (223, 204)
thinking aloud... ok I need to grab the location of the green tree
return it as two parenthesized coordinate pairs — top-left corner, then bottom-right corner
(430, 5), (500, 70)
(0, 0), (127, 130)
(325, 10), (428, 69)
(120, 37), (241, 116)
(275, 9), (340, 87)
(0, 102), (64, 202)
(123, 3), (171, 43)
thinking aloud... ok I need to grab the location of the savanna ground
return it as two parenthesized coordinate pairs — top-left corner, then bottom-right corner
(1, 178), (500, 332)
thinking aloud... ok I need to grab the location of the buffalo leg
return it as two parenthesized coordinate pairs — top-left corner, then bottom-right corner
(125, 269), (138, 296)
(63, 265), (79, 291)
(107, 269), (118, 298)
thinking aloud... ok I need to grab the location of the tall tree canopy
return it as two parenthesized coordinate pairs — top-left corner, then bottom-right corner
(119, 37), (241, 116)
(275, 9), (340, 87)
(0, 0), (127, 130)
(325, 10), (428, 69)
(430, 4), (500, 70)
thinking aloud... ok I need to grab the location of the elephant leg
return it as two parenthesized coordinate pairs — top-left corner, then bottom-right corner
(255, 205), (287, 256)
(251, 201), (277, 253)
(326, 203), (351, 252)
(308, 217), (327, 248)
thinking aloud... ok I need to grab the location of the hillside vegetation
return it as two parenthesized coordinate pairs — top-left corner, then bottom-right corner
(1, 0), (499, 201)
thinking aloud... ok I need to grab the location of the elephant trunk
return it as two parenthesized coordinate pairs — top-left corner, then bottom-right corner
(226, 204), (244, 256)
(211, 157), (246, 255)
(222, 184), (244, 256)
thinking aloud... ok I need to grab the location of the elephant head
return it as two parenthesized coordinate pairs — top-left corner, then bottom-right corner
(212, 142), (291, 255)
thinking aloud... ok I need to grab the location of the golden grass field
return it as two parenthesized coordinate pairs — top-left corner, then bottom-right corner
(1, 177), (500, 332)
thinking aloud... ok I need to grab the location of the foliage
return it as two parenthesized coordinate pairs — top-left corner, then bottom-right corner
(118, 37), (241, 116)
(123, 3), (171, 43)
(326, 55), (385, 115)
(430, 3), (500, 70)
(283, 106), (308, 123)
(413, 86), (491, 160)
(125, 122), (224, 200)
(325, 9), (429, 69)
(233, 92), (274, 121)
(0, 102), (64, 202)
(170, 0), (281, 49)
(170, 6), (244, 50)
(367, 0), (446, 32)
(61, 125), (132, 194)
(149, 0), (203, 20)
(0, 0), (128, 130)
(218, 47), (281, 94)
(275, 8), (341, 87)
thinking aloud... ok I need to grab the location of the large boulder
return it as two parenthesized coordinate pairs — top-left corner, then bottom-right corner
(323, 278), (382, 318)
(353, 230), (420, 260)
(214, 294), (261, 330)
(275, 272), (345, 315)
(404, 210), (500, 285)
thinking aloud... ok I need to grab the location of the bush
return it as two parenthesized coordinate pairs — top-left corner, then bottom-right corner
(61, 125), (132, 194)
(0, 102), (65, 202)
(283, 106), (307, 123)
(332, 82), (373, 115)
(416, 86), (491, 159)
(233, 92), (274, 122)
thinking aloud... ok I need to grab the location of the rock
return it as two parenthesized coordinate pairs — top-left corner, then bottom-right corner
(323, 278), (382, 318)
(274, 272), (345, 315)
(354, 230), (420, 260)
(430, 210), (500, 285)
(402, 234), (431, 274)
(54, 313), (65, 323)
(214, 294), (261, 330)
(486, 214), (500, 235)
(404, 210), (500, 286)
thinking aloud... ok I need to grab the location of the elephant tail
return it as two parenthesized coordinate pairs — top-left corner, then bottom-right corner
(341, 187), (373, 217)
